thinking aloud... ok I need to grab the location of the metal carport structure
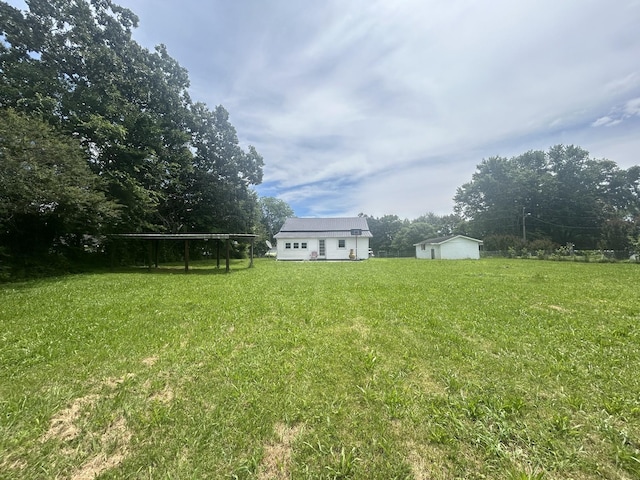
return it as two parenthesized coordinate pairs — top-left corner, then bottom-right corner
(112, 233), (257, 272)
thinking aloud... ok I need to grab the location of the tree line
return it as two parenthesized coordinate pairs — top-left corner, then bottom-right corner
(454, 145), (640, 255)
(2, 1), (639, 276)
(1, 0), (263, 273)
(360, 145), (640, 257)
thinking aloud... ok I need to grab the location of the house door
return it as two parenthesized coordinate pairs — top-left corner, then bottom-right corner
(319, 239), (325, 258)
(431, 248), (435, 259)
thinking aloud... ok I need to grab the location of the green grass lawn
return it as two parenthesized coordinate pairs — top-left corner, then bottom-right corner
(1, 258), (639, 479)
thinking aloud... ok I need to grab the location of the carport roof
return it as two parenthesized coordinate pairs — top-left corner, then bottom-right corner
(112, 233), (256, 240)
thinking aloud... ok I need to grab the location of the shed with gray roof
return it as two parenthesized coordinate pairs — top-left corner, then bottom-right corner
(274, 217), (372, 260)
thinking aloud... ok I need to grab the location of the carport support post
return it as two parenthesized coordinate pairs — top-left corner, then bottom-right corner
(184, 239), (190, 272)
(226, 238), (231, 273)
(249, 238), (254, 268)
(154, 239), (159, 268)
(216, 240), (221, 269)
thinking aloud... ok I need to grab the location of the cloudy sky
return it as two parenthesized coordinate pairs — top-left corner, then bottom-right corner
(8, 0), (640, 218)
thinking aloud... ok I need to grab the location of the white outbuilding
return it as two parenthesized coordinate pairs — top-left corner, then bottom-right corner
(274, 217), (372, 261)
(414, 235), (483, 260)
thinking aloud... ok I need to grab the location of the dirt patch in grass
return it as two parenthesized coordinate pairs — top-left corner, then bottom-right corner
(349, 317), (371, 337)
(149, 384), (175, 404)
(532, 303), (571, 314)
(0, 457), (27, 472)
(412, 370), (447, 396)
(40, 374), (142, 478)
(257, 422), (304, 480)
(406, 441), (451, 480)
(548, 304), (571, 313)
(142, 355), (159, 367)
(392, 420), (456, 479)
(41, 394), (99, 443)
(406, 441), (491, 480)
(70, 416), (132, 480)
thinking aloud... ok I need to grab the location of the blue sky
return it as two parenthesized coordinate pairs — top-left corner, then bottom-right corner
(7, 0), (640, 218)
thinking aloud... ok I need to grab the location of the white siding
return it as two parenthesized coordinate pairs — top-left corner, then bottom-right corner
(441, 237), (480, 259)
(416, 244), (424, 259)
(415, 237), (481, 260)
(276, 238), (311, 261)
(277, 237), (370, 261)
(416, 244), (439, 259)
(324, 237), (369, 260)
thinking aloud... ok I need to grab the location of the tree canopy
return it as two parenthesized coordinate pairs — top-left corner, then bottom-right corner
(259, 197), (295, 242)
(361, 146), (639, 257)
(0, 0), (263, 266)
(0, 108), (118, 257)
(454, 145), (640, 250)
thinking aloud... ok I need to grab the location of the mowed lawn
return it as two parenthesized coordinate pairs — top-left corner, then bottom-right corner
(1, 258), (639, 479)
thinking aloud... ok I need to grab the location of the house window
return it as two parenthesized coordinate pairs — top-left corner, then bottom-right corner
(293, 242), (299, 249)
(285, 242), (291, 249)
(338, 239), (346, 248)
(301, 242), (307, 249)
(421, 244), (426, 250)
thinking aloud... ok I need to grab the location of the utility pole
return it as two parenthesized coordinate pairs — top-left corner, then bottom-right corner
(522, 207), (531, 242)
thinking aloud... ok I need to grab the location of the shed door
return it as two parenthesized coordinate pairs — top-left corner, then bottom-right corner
(431, 248), (435, 259)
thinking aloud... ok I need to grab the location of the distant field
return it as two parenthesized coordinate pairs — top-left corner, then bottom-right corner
(1, 258), (639, 479)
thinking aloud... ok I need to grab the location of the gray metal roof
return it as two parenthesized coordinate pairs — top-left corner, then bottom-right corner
(413, 235), (483, 246)
(275, 230), (373, 239)
(275, 217), (372, 238)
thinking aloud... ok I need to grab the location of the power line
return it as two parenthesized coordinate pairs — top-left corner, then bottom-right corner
(526, 216), (602, 230)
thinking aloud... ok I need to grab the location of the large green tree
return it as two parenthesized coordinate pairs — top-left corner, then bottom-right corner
(0, 0), (263, 248)
(359, 214), (404, 255)
(259, 197), (295, 242)
(390, 222), (436, 257)
(414, 212), (465, 237)
(0, 109), (118, 257)
(454, 145), (640, 249)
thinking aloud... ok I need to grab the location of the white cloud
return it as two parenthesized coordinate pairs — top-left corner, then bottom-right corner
(591, 96), (640, 128)
(592, 116), (622, 128)
(8, 0), (640, 218)
(605, 73), (640, 94)
(624, 97), (640, 116)
(240, 0), (640, 216)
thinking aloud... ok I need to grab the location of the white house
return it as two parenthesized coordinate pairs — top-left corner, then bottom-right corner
(414, 235), (483, 260)
(274, 217), (372, 261)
